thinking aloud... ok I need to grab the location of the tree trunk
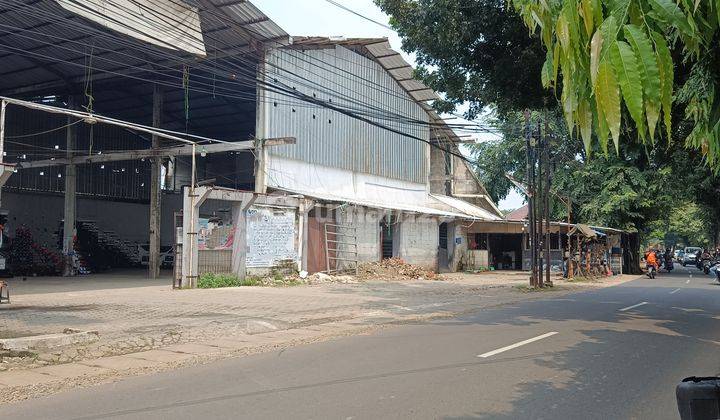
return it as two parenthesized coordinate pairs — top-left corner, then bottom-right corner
(623, 233), (642, 275)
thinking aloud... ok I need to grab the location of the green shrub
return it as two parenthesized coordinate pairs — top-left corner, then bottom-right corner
(197, 273), (257, 289)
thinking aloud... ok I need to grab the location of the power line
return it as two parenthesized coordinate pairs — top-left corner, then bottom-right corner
(321, 0), (393, 30)
(0, 0), (523, 167)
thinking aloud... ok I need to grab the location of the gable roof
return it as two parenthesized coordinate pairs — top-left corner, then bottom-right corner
(505, 205), (528, 221)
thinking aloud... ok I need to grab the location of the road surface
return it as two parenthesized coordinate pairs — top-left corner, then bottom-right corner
(2, 266), (719, 419)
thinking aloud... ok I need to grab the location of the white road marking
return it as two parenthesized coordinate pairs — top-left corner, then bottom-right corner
(686, 279), (691, 284)
(619, 301), (649, 312)
(477, 332), (558, 358)
(670, 288), (681, 294)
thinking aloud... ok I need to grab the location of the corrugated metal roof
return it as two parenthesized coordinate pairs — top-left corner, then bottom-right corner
(270, 185), (499, 221)
(275, 186), (471, 219)
(56, 0), (206, 56)
(430, 194), (503, 221)
(0, 0), (289, 94)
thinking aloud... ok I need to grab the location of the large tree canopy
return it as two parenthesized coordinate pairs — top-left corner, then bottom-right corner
(380, 0), (720, 248)
(512, 0), (720, 167)
(375, 0), (551, 118)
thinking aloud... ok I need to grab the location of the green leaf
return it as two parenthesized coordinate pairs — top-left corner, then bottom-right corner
(647, 0), (694, 35)
(556, 14), (570, 51)
(598, 15), (618, 58)
(595, 60), (622, 152)
(624, 25), (661, 141)
(578, 98), (593, 153)
(609, 40), (645, 139)
(580, 0), (594, 37)
(541, 49), (554, 88)
(652, 31), (674, 142)
(590, 29), (603, 86)
(562, 74), (577, 131)
(595, 101), (610, 154)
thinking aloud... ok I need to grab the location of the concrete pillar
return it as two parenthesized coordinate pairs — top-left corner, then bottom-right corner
(181, 186), (198, 288)
(253, 138), (267, 194)
(0, 100), (6, 206)
(149, 84), (163, 278)
(231, 193), (254, 280)
(181, 186), (212, 288)
(62, 96), (77, 276)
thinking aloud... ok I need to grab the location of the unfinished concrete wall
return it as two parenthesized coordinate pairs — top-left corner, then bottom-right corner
(429, 146), (449, 195)
(396, 213), (439, 270)
(450, 222), (468, 272)
(451, 156), (499, 214)
(335, 206), (381, 263)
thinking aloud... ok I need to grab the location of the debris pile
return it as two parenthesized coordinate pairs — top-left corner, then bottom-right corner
(358, 257), (441, 281)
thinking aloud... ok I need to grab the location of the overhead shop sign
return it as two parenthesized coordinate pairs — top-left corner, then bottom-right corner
(56, 0), (207, 57)
(245, 207), (297, 268)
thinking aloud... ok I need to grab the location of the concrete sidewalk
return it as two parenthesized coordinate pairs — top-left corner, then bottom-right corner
(0, 270), (638, 404)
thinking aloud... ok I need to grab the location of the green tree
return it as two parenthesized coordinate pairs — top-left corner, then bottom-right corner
(511, 0), (720, 167)
(375, 0), (551, 118)
(380, 0), (720, 253)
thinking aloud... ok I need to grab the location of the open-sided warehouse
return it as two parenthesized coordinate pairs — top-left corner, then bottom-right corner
(0, 0), (287, 278)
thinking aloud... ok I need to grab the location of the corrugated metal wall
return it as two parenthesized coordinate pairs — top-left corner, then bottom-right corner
(263, 46), (429, 184)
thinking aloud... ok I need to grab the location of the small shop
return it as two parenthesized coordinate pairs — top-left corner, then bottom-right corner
(567, 224), (624, 277)
(461, 220), (627, 275)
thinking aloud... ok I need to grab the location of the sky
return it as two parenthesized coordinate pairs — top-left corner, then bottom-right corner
(253, 0), (526, 211)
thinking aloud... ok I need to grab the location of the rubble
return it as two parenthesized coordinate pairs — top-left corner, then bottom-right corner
(357, 258), (442, 281)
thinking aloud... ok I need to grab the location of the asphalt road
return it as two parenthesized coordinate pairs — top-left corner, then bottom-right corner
(2, 266), (719, 419)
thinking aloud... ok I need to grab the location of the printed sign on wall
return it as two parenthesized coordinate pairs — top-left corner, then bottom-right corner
(245, 207), (297, 267)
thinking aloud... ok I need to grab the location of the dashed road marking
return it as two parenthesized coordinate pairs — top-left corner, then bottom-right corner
(670, 288), (681, 294)
(686, 279), (691, 284)
(477, 332), (558, 358)
(619, 301), (649, 312)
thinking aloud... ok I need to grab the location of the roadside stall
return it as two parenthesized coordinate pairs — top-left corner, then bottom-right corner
(567, 224), (614, 278)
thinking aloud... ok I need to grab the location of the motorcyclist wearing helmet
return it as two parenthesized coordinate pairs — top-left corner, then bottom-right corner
(644, 248), (659, 273)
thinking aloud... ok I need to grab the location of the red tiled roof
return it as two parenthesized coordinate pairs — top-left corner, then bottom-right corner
(505, 205), (528, 221)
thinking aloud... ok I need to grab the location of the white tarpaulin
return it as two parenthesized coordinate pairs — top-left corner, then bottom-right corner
(56, 0), (207, 56)
(245, 207), (297, 267)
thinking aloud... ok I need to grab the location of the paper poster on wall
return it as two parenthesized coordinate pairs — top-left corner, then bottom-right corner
(197, 218), (210, 250)
(245, 207), (297, 267)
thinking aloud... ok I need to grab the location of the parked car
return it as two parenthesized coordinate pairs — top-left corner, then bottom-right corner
(674, 249), (685, 262)
(683, 247), (702, 266)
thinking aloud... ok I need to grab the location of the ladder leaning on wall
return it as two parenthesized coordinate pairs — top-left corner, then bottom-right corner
(324, 223), (359, 275)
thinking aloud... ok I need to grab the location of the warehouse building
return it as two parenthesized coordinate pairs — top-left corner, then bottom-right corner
(0, 0), (505, 287)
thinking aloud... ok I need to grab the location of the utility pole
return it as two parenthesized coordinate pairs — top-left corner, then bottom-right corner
(63, 95), (78, 277)
(535, 121), (544, 288)
(543, 120), (552, 287)
(149, 84), (163, 279)
(524, 110), (537, 287)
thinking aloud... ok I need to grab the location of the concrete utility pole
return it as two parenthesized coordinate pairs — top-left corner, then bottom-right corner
(0, 100), (6, 205)
(149, 84), (163, 279)
(535, 121), (544, 288)
(524, 110), (537, 287)
(63, 95), (78, 276)
(543, 122), (551, 287)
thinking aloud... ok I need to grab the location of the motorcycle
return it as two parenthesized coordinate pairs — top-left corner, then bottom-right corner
(646, 264), (656, 279)
(665, 258), (674, 272)
(703, 258), (713, 275)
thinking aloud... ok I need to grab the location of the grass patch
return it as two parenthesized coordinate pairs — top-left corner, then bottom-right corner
(197, 273), (258, 289)
(197, 272), (302, 288)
